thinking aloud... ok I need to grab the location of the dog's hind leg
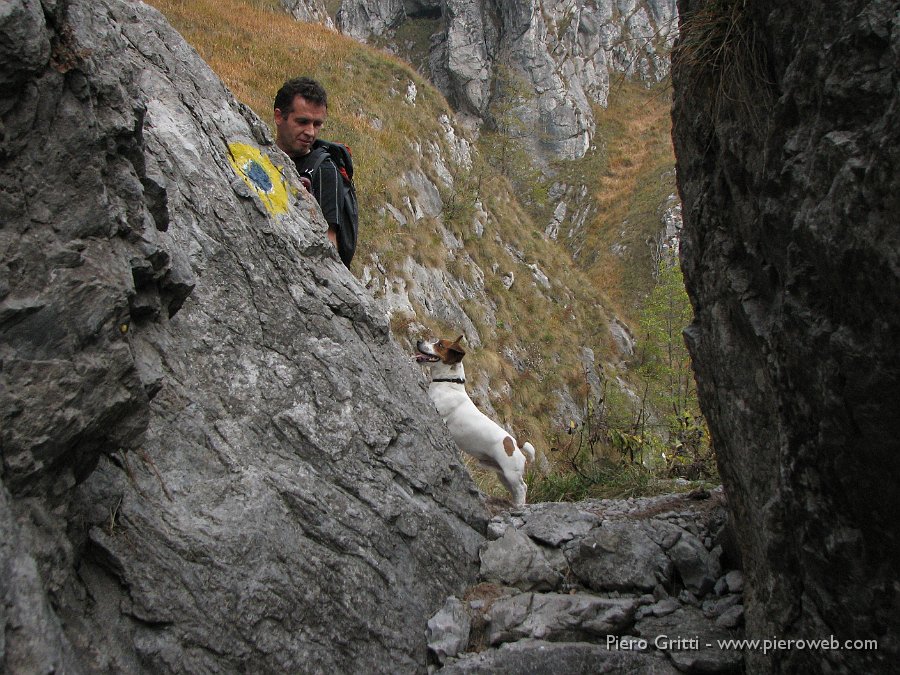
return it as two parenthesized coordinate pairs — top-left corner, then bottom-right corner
(520, 441), (536, 463)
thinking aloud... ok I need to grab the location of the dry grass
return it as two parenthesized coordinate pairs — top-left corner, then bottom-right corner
(594, 86), (672, 219)
(671, 0), (773, 127)
(148, 0), (347, 113)
(159, 4), (454, 201)
(579, 80), (676, 320)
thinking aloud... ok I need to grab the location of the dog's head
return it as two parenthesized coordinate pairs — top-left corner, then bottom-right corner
(415, 335), (466, 366)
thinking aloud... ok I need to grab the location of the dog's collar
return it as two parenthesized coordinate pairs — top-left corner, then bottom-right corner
(432, 377), (466, 384)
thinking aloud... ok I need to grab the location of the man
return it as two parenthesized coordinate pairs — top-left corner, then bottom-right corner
(274, 77), (355, 267)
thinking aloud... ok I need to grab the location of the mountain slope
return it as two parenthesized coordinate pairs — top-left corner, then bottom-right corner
(147, 0), (690, 496)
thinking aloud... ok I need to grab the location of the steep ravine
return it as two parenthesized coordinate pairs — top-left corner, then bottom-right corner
(2, 2), (719, 673)
(0, 1), (694, 672)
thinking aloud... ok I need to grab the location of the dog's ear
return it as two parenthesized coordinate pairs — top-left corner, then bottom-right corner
(448, 335), (466, 360)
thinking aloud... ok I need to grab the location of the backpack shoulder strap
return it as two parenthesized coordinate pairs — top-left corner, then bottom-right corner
(305, 143), (332, 174)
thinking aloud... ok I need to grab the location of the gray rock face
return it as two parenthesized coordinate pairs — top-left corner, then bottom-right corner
(427, 597), (473, 665)
(479, 527), (565, 591)
(671, 0), (900, 671)
(1, 0), (487, 672)
(281, 0), (334, 27)
(485, 593), (639, 645)
(338, 0), (410, 39)
(430, 491), (746, 672)
(337, 0), (678, 161)
(567, 521), (673, 592)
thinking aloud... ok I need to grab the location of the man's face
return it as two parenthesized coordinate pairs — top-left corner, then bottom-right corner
(274, 95), (327, 158)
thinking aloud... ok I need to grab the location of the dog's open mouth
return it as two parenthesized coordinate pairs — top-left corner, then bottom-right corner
(415, 352), (440, 363)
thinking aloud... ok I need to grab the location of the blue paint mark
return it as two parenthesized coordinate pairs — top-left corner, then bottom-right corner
(244, 160), (273, 193)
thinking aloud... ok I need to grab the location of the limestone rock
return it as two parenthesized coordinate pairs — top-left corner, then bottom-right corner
(440, 639), (680, 674)
(635, 606), (743, 673)
(479, 528), (564, 591)
(431, 491), (746, 672)
(337, 0), (411, 40)
(1, 1), (487, 672)
(427, 596), (472, 664)
(280, 0), (333, 27)
(565, 522), (672, 592)
(521, 501), (601, 547)
(484, 592), (638, 645)
(715, 605), (744, 630)
(0, 487), (80, 674)
(671, 0), (900, 671)
(667, 529), (720, 596)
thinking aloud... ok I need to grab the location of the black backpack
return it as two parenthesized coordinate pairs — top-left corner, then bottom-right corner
(303, 139), (358, 267)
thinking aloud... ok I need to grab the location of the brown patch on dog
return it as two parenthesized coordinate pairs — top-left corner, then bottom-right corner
(503, 436), (516, 457)
(434, 335), (466, 365)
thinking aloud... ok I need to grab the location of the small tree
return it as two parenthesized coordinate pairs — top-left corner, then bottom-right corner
(636, 257), (714, 477)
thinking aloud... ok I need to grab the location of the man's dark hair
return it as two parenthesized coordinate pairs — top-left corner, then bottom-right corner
(274, 77), (328, 113)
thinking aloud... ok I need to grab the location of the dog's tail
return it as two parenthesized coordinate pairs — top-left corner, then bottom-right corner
(520, 441), (536, 464)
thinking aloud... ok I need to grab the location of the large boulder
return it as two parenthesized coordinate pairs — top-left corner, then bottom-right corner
(671, 0), (899, 671)
(0, 0), (486, 672)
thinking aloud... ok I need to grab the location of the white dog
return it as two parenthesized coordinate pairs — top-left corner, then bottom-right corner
(416, 336), (536, 506)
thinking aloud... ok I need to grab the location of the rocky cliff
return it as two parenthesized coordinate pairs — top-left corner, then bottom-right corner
(1, 0), (488, 671)
(337, 0), (677, 162)
(671, 0), (899, 671)
(281, 0), (334, 27)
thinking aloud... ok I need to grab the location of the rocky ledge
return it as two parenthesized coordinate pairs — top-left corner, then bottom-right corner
(428, 488), (745, 674)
